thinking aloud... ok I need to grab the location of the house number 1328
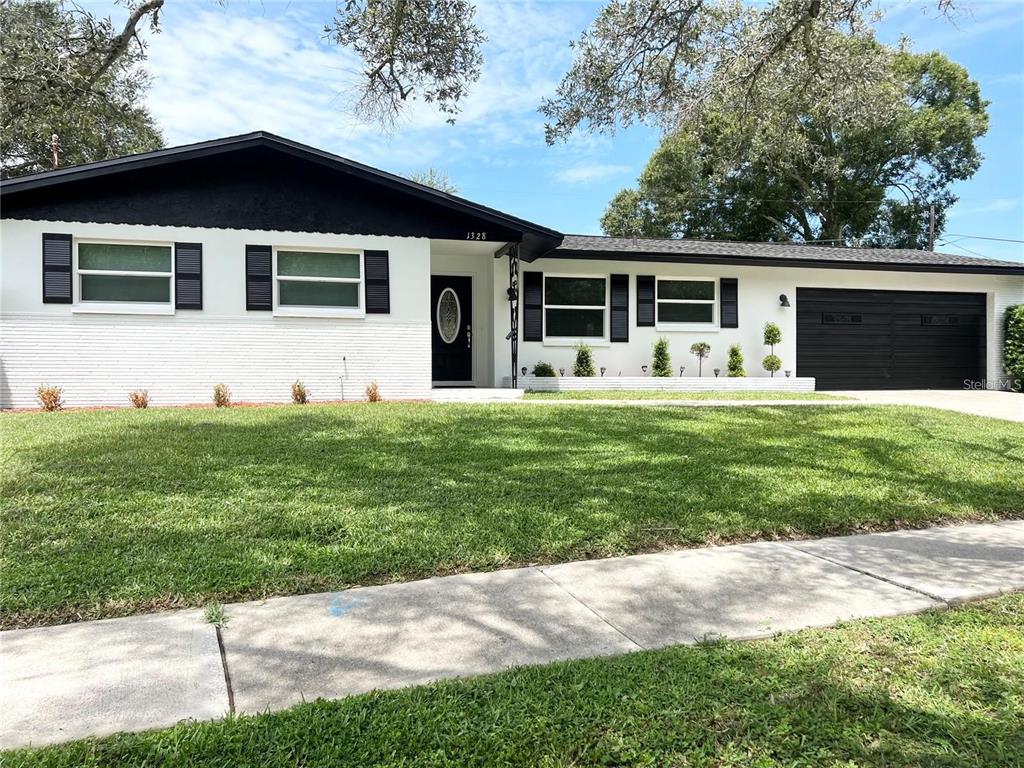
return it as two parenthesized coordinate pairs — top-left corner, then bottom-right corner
(465, 232), (487, 240)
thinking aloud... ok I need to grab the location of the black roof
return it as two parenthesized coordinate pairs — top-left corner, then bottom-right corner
(0, 131), (561, 244)
(549, 234), (1024, 275)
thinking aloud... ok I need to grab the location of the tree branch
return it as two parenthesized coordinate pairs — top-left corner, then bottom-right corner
(84, 0), (163, 90)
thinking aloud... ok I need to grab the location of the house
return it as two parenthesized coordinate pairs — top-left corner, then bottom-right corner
(1, 131), (1021, 408)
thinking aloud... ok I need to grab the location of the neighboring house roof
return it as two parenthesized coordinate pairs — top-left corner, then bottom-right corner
(548, 234), (1024, 275)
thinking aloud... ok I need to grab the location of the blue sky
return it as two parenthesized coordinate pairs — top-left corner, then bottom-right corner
(125, 0), (1021, 261)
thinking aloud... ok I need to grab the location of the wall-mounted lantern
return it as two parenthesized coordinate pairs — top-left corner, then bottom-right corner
(779, 294), (791, 307)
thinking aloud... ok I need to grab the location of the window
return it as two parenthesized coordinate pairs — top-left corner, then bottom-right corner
(544, 275), (607, 339)
(275, 249), (362, 313)
(656, 278), (716, 325)
(77, 242), (172, 305)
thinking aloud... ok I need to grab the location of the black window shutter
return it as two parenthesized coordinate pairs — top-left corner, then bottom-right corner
(610, 274), (629, 342)
(245, 245), (272, 311)
(720, 277), (739, 328)
(174, 242), (203, 310)
(364, 250), (390, 313)
(42, 233), (73, 304)
(522, 271), (543, 341)
(636, 275), (655, 327)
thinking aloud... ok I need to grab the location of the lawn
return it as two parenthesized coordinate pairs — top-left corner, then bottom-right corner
(2, 403), (1022, 628)
(524, 389), (847, 400)
(8, 594), (1023, 767)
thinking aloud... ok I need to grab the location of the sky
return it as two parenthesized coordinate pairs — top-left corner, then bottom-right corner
(103, 0), (1023, 262)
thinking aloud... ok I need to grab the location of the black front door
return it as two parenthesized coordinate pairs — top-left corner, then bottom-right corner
(431, 275), (472, 383)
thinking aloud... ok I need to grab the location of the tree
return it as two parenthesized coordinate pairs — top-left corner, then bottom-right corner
(727, 344), (746, 377)
(1, 1), (165, 178)
(600, 43), (987, 248)
(763, 322), (783, 377)
(407, 168), (459, 194)
(690, 341), (711, 377)
(327, 0), (958, 133)
(651, 337), (672, 376)
(326, 0), (485, 127)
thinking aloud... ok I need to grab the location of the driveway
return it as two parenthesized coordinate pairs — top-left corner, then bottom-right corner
(836, 389), (1024, 422)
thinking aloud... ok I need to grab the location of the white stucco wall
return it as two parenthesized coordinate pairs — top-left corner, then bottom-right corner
(492, 256), (1024, 388)
(0, 219), (433, 408)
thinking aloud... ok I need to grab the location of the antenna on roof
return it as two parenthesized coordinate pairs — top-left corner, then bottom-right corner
(50, 134), (60, 169)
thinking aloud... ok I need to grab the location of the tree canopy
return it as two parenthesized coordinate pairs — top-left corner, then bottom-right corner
(407, 167), (460, 193)
(1, 0), (164, 178)
(600, 41), (988, 248)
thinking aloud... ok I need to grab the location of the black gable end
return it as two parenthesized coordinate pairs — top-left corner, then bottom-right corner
(2, 144), (527, 242)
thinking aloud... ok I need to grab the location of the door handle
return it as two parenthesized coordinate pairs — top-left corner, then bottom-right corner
(466, 324), (472, 348)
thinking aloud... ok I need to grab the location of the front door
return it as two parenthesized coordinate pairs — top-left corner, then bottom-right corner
(431, 275), (473, 384)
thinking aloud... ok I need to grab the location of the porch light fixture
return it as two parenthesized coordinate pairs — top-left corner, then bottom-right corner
(600, 367), (606, 377)
(779, 294), (791, 307)
(679, 366), (685, 377)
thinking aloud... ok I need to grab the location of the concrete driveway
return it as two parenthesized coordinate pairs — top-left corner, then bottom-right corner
(836, 389), (1024, 422)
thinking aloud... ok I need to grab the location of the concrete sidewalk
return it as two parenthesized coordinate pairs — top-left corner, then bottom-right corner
(3, 520), (1022, 750)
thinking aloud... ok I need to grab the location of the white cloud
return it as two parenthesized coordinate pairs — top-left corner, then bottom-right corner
(555, 163), (633, 184)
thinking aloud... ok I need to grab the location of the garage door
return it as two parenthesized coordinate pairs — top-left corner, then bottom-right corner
(796, 288), (986, 390)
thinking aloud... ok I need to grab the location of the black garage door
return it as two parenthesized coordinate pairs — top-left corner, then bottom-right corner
(796, 288), (986, 390)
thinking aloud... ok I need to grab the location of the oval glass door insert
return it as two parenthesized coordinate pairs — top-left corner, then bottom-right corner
(437, 287), (461, 344)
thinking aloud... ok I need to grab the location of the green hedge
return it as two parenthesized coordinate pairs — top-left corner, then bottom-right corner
(1005, 305), (1024, 391)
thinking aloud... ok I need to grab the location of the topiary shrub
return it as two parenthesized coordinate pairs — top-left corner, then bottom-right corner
(1004, 305), (1024, 392)
(291, 380), (309, 405)
(763, 322), (783, 377)
(36, 384), (64, 412)
(573, 344), (596, 377)
(727, 344), (746, 377)
(763, 354), (782, 377)
(531, 362), (557, 377)
(690, 342), (711, 377)
(651, 337), (672, 377)
(128, 390), (150, 409)
(212, 383), (231, 408)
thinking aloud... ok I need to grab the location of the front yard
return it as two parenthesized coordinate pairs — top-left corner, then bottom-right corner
(9, 594), (1023, 767)
(2, 402), (1022, 627)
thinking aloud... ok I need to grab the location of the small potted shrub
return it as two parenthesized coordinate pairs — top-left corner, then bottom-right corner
(128, 389), (150, 408)
(573, 344), (596, 377)
(36, 384), (64, 412)
(291, 380), (309, 405)
(212, 383), (231, 407)
(727, 344), (746, 377)
(651, 337), (672, 377)
(689, 342), (711, 377)
(532, 362), (557, 377)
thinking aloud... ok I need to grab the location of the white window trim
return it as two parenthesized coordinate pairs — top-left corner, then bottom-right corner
(72, 238), (175, 316)
(272, 246), (366, 318)
(542, 273), (610, 346)
(655, 276), (719, 331)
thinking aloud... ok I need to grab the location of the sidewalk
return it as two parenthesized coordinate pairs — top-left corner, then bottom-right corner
(3, 520), (1022, 750)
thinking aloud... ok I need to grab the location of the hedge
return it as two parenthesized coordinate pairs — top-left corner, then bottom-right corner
(1005, 304), (1024, 391)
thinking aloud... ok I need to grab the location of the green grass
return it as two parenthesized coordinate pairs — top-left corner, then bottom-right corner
(2, 403), (1022, 627)
(8, 594), (1024, 767)
(524, 389), (848, 400)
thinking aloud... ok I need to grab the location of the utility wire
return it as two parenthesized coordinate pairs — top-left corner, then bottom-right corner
(941, 233), (1024, 244)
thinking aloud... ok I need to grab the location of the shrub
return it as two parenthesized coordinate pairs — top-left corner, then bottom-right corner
(36, 385), (64, 412)
(366, 381), (381, 402)
(763, 322), (783, 351)
(727, 344), (746, 377)
(128, 390), (150, 409)
(531, 362), (557, 377)
(763, 354), (783, 377)
(690, 342), (711, 377)
(1004, 305), (1024, 391)
(651, 337), (672, 377)
(573, 344), (596, 377)
(291, 380), (309, 405)
(212, 383), (231, 408)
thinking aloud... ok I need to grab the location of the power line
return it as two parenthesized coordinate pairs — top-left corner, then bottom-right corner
(942, 233), (1024, 244)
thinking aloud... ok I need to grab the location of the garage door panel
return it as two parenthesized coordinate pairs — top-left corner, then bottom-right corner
(796, 288), (985, 390)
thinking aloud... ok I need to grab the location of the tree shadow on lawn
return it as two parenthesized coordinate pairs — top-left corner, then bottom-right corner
(11, 598), (1023, 767)
(2, 405), (1022, 623)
